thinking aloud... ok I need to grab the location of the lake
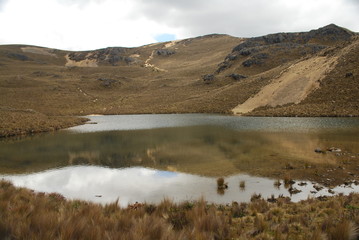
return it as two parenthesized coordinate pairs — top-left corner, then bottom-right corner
(1, 114), (359, 206)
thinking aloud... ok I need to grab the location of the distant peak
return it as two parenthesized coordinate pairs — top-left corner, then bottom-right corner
(323, 23), (340, 28)
(316, 24), (354, 34)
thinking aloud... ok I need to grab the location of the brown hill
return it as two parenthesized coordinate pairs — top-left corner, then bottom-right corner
(0, 24), (358, 136)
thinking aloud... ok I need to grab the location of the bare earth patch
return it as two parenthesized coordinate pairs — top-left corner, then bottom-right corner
(21, 46), (58, 57)
(232, 56), (338, 114)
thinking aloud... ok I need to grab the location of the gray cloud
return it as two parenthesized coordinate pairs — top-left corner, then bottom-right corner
(346, 0), (359, 5)
(1, 0), (357, 50)
(346, 0), (359, 10)
(132, 0), (359, 38)
(0, 0), (8, 11)
(56, 0), (107, 8)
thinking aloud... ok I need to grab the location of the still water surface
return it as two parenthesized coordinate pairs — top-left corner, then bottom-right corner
(1, 114), (359, 206)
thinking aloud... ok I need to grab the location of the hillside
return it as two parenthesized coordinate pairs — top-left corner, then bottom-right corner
(0, 24), (358, 136)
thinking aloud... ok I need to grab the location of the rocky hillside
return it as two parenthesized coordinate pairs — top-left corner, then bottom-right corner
(0, 24), (358, 136)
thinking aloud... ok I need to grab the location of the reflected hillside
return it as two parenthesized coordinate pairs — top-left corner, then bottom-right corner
(1, 125), (358, 178)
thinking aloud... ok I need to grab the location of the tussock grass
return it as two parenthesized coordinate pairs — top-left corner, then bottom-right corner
(1, 179), (359, 239)
(240, 180), (246, 190)
(217, 177), (224, 188)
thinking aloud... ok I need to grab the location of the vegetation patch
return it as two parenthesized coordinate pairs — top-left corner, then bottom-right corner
(0, 180), (358, 239)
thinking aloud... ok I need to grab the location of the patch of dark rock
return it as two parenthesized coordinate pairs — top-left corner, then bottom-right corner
(231, 24), (353, 58)
(226, 73), (247, 81)
(98, 78), (118, 87)
(262, 33), (288, 44)
(202, 74), (215, 83)
(242, 59), (263, 67)
(216, 62), (231, 73)
(238, 48), (252, 56)
(252, 53), (268, 60)
(156, 49), (175, 56)
(308, 24), (354, 41)
(225, 54), (238, 61)
(315, 148), (325, 154)
(232, 41), (261, 53)
(6, 53), (31, 61)
(109, 56), (135, 66)
(68, 52), (88, 61)
(68, 47), (139, 66)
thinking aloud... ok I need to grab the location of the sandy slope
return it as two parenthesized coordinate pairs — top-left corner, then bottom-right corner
(232, 56), (338, 114)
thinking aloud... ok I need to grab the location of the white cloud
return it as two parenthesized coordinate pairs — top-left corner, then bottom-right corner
(0, 0), (358, 50)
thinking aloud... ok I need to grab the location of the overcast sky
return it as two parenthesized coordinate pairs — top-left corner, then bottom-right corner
(0, 0), (358, 50)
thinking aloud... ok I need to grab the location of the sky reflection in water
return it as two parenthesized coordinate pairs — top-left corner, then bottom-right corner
(2, 166), (358, 206)
(1, 114), (359, 205)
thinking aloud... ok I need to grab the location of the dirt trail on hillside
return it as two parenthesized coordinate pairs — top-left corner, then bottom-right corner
(232, 56), (338, 114)
(144, 50), (167, 72)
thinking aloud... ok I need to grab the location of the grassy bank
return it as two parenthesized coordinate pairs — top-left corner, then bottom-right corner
(0, 108), (88, 138)
(0, 180), (358, 240)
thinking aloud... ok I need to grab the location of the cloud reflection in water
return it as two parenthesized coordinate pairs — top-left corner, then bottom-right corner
(2, 166), (358, 207)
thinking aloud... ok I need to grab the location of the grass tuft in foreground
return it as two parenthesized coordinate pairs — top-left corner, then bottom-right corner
(1, 180), (359, 239)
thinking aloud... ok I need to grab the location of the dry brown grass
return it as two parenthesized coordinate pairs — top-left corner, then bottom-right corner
(0, 108), (88, 138)
(1, 180), (359, 239)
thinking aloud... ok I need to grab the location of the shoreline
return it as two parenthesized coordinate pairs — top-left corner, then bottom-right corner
(1, 179), (358, 239)
(2, 111), (359, 139)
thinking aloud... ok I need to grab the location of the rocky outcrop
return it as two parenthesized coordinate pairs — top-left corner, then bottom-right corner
(155, 49), (175, 56)
(67, 47), (140, 66)
(217, 24), (355, 73)
(203, 74), (215, 83)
